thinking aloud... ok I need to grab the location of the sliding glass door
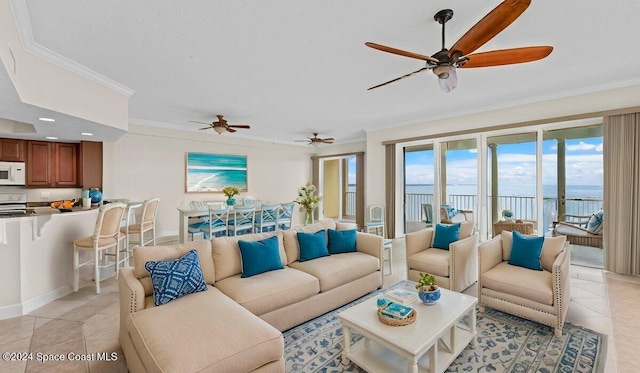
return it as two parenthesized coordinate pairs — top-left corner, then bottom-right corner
(403, 145), (434, 233)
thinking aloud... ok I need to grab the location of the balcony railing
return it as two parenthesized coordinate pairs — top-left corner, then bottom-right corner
(345, 191), (602, 233)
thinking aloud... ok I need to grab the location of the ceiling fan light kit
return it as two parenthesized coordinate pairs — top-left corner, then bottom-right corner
(365, 0), (552, 93)
(189, 114), (251, 135)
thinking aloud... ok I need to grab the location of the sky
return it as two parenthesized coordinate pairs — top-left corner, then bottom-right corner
(402, 137), (603, 187)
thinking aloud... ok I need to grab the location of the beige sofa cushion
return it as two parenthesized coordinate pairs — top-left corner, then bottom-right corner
(133, 240), (216, 296)
(214, 267), (319, 315)
(289, 252), (379, 293)
(127, 287), (283, 373)
(500, 231), (566, 272)
(211, 231), (286, 281)
(407, 248), (450, 277)
(481, 262), (553, 305)
(282, 220), (337, 264)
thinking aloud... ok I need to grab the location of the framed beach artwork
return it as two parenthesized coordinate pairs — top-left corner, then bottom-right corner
(186, 153), (248, 193)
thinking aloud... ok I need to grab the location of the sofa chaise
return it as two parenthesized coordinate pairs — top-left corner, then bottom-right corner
(118, 220), (383, 372)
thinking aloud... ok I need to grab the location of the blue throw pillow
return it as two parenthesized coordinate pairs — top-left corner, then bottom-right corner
(238, 236), (283, 278)
(432, 223), (461, 250)
(145, 250), (208, 306)
(297, 230), (329, 262)
(509, 231), (545, 271)
(327, 229), (357, 254)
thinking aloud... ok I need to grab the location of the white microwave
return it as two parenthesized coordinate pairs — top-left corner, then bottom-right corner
(0, 162), (26, 185)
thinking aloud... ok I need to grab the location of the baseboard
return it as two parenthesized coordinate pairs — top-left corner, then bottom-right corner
(156, 235), (178, 244)
(0, 303), (23, 320)
(21, 284), (73, 315)
(0, 284), (74, 320)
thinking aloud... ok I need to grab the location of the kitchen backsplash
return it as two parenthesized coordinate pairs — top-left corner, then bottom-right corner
(0, 185), (83, 202)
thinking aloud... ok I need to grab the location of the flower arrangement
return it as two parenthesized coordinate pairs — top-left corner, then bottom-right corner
(222, 186), (240, 199)
(502, 209), (513, 219)
(295, 183), (321, 225)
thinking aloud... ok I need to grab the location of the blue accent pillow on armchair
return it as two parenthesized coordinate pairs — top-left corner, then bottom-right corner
(238, 236), (283, 278)
(145, 249), (208, 306)
(297, 230), (330, 261)
(432, 223), (461, 250)
(509, 231), (545, 271)
(327, 229), (357, 254)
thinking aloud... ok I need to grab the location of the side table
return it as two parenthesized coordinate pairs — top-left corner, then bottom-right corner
(493, 221), (535, 237)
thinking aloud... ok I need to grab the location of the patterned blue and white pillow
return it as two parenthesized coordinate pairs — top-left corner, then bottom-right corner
(442, 205), (459, 220)
(145, 249), (208, 306)
(586, 210), (604, 234)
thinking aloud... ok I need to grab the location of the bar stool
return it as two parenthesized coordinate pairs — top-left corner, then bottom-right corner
(73, 203), (126, 294)
(121, 198), (160, 250)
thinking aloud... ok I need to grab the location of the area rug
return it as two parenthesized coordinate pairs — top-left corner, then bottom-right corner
(284, 281), (606, 373)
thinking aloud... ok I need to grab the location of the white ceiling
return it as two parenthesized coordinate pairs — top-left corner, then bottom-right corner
(7, 0), (640, 144)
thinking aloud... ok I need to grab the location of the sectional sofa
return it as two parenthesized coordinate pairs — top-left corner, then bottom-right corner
(118, 220), (384, 372)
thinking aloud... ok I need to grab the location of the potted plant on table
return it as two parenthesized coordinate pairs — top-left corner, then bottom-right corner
(295, 183), (321, 225)
(415, 273), (441, 305)
(223, 186), (240, 206)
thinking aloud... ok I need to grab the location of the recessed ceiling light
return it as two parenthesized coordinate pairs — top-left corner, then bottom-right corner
(80, 132), (93, 136)
(45, 136), (57, 140)
(38, 117), (55, 122)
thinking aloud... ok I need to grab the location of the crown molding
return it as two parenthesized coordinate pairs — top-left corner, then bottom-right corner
(9, 0), (134, 97)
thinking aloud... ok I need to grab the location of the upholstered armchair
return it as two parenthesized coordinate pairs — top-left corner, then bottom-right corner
(406, 221), (479, 292)
(478, 231), (570, 337)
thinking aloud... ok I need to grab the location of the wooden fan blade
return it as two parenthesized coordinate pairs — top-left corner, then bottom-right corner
(198, 127), (212, 130)
(449, 0), (531, 58)
(459, 46), (552, 68)
(227, 127), (237, 133)
(322, 138), (335, 142)
(365, 42), (439, 63)
(227, 125), (251, 129)
(321, 140), (334, 144)
(367, 67), (429, 90)
(190, 120), (213, 125)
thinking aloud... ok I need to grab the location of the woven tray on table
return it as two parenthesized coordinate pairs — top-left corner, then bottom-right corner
(493, 221), (534, 237)
(377, 308), (417, 326)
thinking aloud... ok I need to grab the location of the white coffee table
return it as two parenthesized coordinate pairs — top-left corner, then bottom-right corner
(338, 284), (477, 373)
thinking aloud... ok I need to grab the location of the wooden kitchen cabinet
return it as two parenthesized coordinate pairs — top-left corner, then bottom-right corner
(26, 141), (53, 187)
(54, 142), (79, 186)
(0, 138), (25, 162)
(79, 141), (102, 190)
(26, 141), (79, 187)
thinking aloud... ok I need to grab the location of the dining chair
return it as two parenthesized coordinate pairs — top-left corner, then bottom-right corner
(200, 207), (230, 238)
(278, 202), (295, 230)
(73, 202), (126, 294)
(227, 206), (256, 236)
(365, 205), (385, 236)
(254, 204), (281, 233)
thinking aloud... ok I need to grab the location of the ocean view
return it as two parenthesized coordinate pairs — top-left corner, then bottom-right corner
(403, 184), (603, 199)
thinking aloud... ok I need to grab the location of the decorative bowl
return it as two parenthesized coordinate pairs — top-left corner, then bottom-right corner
(418, 288), (441, 305)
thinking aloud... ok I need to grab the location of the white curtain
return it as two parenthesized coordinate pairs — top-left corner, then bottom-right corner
(603, 113), (640, 276)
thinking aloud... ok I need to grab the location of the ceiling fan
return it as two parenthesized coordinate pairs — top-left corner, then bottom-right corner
(189, 115), (251, 134)
(295, 133), (335, 146)
(365, 0), (553, 93)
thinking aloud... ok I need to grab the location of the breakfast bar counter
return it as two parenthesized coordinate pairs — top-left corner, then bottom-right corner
(0, 208), (99, 320)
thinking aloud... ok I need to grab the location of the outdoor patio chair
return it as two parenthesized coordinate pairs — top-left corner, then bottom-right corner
(553, 211), (603, 248)
(440, 204), (472, 224)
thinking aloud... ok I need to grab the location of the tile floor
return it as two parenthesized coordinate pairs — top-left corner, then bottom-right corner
(0, 236), (630, 372)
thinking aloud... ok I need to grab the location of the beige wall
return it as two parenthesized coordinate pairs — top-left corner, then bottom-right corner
(323, 159), (339, 218)
(103, 124), (315, 238)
